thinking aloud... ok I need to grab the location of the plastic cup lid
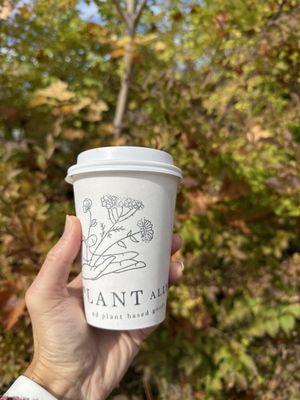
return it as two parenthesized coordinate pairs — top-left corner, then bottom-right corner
(65, 146), (183, 184)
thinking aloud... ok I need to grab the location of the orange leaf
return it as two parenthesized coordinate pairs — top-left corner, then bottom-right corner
(111, 137), (127, 146)
(187, 191), (217, 214)
(0, 281), (14, 305)
(220, 177), (248, 200)
(194, 391), (206, 400)
(4, 297), (26, 330)
(109, 48), (126, 58)
(183, 176), (199, 188)
(229, 219), (251, 235)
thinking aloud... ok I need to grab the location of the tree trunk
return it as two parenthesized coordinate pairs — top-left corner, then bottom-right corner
(112, 0), (147, 138)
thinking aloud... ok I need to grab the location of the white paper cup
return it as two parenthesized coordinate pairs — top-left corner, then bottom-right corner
(66, 146), (182, 330)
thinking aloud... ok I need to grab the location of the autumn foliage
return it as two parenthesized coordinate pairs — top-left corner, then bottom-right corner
(0, 0), (300, 399)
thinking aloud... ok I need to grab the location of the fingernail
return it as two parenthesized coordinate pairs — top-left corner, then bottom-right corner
(63, 215), (72, 236)
(179, 261), (184, 272)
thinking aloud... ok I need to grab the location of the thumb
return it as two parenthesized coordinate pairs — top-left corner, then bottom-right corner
(34, 215), (82, 291)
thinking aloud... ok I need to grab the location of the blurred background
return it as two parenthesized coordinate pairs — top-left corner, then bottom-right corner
(0, 0), (299, 399)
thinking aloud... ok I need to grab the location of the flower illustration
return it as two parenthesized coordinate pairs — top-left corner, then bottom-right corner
(137, 218), (154, 242)
(101, 195), (144, 211)
(123, 197), (144, 210)
(82, 195), (154, 280)
(83, 198), (92, 213)
(100, 195), (119, 209)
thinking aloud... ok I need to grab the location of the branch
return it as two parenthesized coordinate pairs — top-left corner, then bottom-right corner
(134, 0), (147, 27)
(112, 0), (130, 28)
(269, 0), (287, 22)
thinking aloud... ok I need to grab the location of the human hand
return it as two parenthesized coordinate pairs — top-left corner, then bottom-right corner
(24, 215), (183, 400)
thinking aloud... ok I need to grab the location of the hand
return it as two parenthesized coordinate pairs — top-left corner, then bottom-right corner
(24, 215), (184, 400)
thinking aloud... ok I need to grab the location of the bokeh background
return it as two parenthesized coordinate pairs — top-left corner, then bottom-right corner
(0, 0), (300, 399)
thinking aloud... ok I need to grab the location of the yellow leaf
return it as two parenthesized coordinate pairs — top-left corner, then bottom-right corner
(98, 123), (114, 135)
(37, 153), (47, 170)
(154, 41), (167, 51)
(246, 125), (271, 143)
(0, 0), (12, 20)
(28, 96), (49, 108)
(84, 100), (108, 121)
(114, 35), (153, 47)
(60, 98), (91, 114)
(135, 33), (157, 45)
(114, 36), (132, 47)
(35, 80), (75, 102)
(19, 5), (32, 19)
(63, 128), (86, 139)
(110, 48), (126, 58)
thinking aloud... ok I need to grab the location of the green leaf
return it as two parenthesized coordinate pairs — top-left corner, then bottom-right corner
(282, 304), (300, 318)
(265, 319), (280, 337)
(239, 353), (258, 375)
(279, 315), (295, 335)
(210, 376), (222, 392)
(247, 321), (266, 337)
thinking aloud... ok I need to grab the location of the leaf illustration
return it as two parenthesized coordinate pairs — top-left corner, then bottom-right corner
(113, 261), (146, 274)
(112, 208), (119, 222)
(87, 234), (97, 246)
(117, 240), (127, 248)
(118, 209), (137, 222)
(90, 219), (97, 227)
(114, 259), (145, 271)
(108, 208), (116, 223)
(99, 223), (105, 238)
(129, 235), (139, 243)
(105, 251), (139, 263)
(111, 225), (125, 232)
(127, 230), (132, 236)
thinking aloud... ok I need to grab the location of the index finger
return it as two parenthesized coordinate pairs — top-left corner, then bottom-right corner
(171, 233), (181, 255)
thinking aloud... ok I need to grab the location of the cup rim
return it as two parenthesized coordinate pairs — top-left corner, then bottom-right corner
(65, 159), (182, 184)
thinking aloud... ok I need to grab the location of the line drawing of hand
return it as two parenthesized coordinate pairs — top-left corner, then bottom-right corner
(82, 251), (146, 280)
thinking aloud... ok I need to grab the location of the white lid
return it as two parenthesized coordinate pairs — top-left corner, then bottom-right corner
(65, 146), (182, 184)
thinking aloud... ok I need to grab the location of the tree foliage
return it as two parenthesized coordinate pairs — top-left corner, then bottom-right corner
(0, 0), (300, 399)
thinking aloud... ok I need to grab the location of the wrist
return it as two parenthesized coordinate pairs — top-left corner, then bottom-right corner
(24, 359), (77, 400)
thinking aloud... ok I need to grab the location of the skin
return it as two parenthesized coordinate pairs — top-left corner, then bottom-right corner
(24, 215), (183, 400)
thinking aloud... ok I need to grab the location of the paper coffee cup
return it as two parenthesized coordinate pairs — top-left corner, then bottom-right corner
(66, 146), (182, 330)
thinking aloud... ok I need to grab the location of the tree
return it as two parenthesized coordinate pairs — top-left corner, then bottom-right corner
(0, 0), (299, 398)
